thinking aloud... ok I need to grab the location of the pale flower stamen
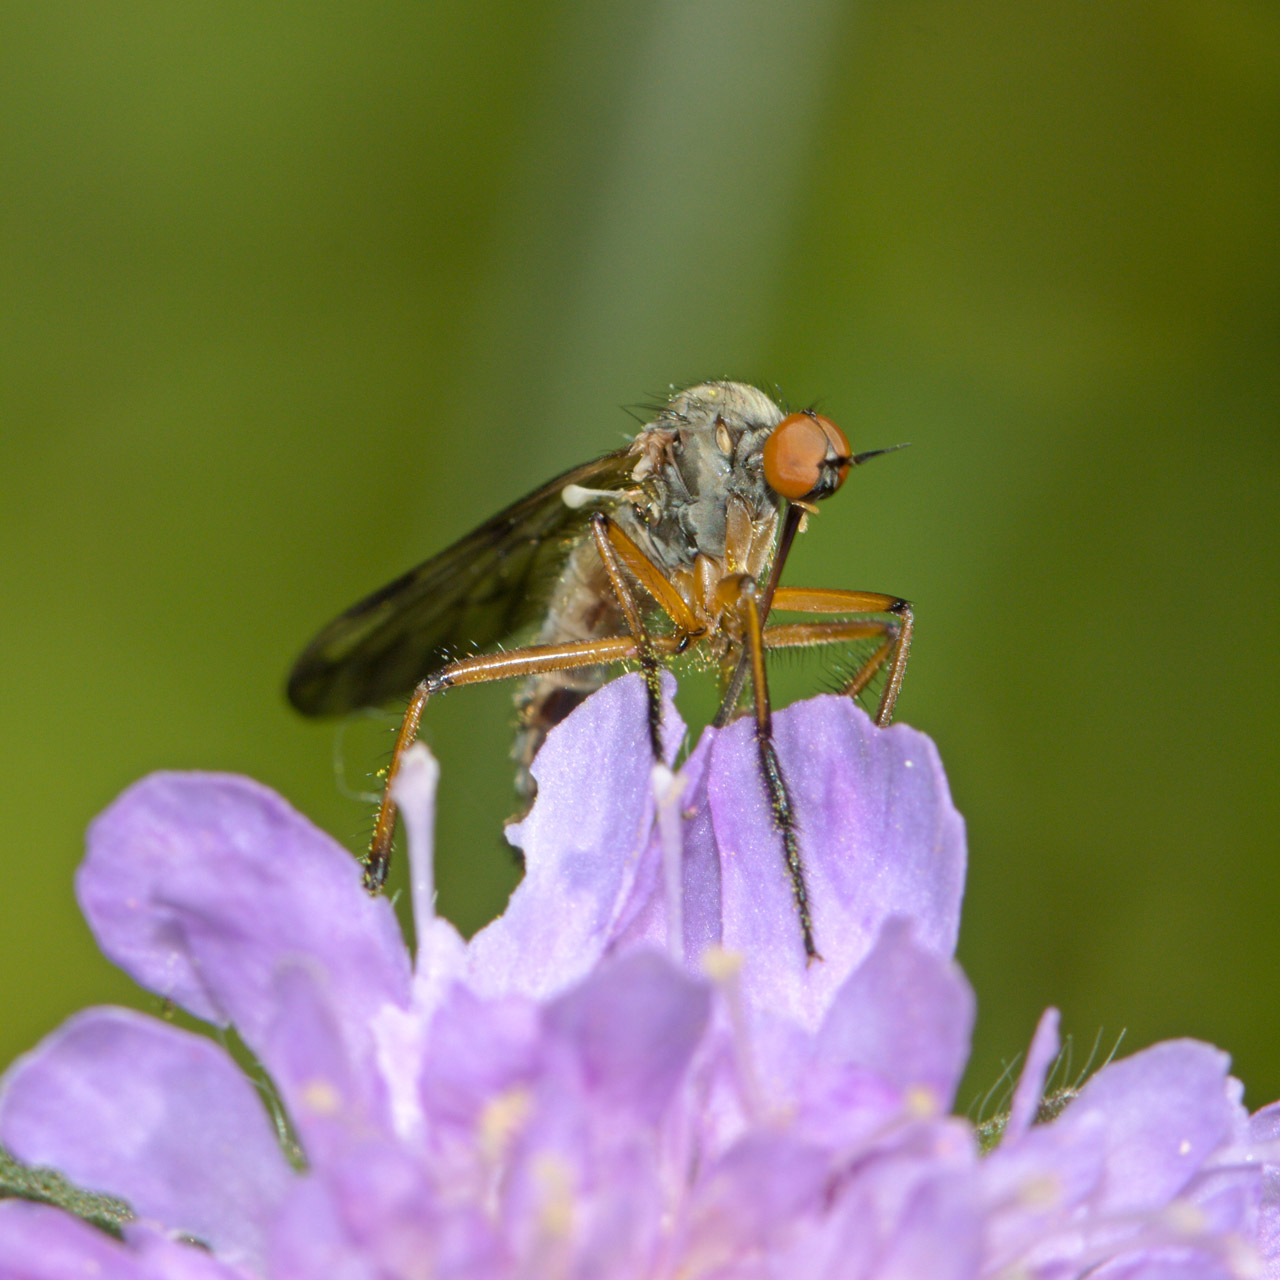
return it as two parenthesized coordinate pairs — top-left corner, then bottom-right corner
(390, 741), (441, 954)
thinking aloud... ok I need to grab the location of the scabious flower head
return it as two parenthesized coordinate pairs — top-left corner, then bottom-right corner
(0, 674), (1274, 1278)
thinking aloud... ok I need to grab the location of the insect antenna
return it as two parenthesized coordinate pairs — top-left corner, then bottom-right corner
(851, 442), (912, 466)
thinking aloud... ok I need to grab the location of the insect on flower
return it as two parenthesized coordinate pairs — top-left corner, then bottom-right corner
(287, 382), (912, 959)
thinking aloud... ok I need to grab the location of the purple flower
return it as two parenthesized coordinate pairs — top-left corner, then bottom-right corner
(0, 674), (1273, 1278)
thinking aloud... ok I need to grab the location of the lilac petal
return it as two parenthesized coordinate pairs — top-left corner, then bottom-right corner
(0, 1201), (242, 1280)
(1249, 1101), (1280, 1272)
(544, 948), (711, 1124)
(979, 1110), (1108, 1269)
(78, 772), (411, 1052)
(772, 1185), (881, 1280)
(1005, 1007), (1062, 1142)
(865, 1170), (983, 1280)
(814, 918), (974, 1109)
(687, 1131), (829, 1258)
(777, 1160), (981, 1280)
(130, 1223), (259, 1280)
(259, 963), (393, 1161)
(653, 763), (687, 962)
(671, 731), (725, 956)
(0, 1201), (142, 1280)
(269, 1141), (503, 1280)
(467, 673), (684, 999)
(704, 696), (966, 1027)
(0, 1007), (293, 1270)
(266, 1172), (364, 1280)
(418, 984), (541, 1132)
(499, 1132), (663, 1280)
(1054, 1040), (1240, 1214)
(990, 1109), (1108, 1204)
(1182, 1163), (1263, 1240)
(1086, 1256), (1238, 1280)
(611, 728), (723, 960)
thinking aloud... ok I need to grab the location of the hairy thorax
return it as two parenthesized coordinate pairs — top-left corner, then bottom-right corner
(512, 381), (787, 804)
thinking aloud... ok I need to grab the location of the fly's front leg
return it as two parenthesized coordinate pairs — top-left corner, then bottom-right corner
(364, 633), (669, 892)
(590, 512), (703, 762)
(739, 582), (821, 963)
(768, 587), (913, 725)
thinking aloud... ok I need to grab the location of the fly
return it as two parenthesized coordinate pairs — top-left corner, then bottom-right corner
(287, 381), (912, 960)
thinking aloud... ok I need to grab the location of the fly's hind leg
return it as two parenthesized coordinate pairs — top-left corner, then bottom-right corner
(364, 518), (700, 894)
(364, 633), (670, 891)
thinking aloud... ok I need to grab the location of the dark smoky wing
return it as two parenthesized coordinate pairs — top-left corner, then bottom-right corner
(287, 450), (636, 715)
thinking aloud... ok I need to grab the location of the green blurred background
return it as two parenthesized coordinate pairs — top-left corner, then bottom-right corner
(2, 2), (1277, 1112)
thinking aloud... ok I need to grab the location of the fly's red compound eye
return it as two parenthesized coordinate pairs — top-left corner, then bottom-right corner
(762, 412), (852, 501)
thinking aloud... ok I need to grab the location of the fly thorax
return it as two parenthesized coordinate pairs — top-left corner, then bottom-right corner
(626, 381), (785, 572)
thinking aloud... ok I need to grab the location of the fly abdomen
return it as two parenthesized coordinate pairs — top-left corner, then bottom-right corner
(510, 537), (623, 808)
